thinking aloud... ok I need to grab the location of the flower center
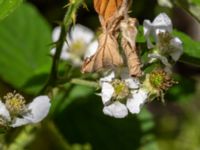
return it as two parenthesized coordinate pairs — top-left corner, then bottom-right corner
(157, 31), (172, 53)
(4, 92), (26, 116)
(149, 70), (175, 91)
(112, 79), (130, 100)
(70, 39), (87, 57)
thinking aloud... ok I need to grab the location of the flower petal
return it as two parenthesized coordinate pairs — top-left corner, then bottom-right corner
(0, 100), (10, 121)
(152, 13), (172, 34)
(69, 24), (94, 44)
(120, 68), (140, 89)
(52, 26), (61, 42)
(101, 82), (114, 104)
(11, 118), (31, 127)
(26, 96), (51, 123)
(11, 96), (51, 127)
(143, 20), (154, 49)
(103, 101), (128, 118)
(100, 71), (115, 83)
(148, 53), (172, 68)
(169, 37), (183, 61)
(127, 89), (148, 114)
(84, 40), (98, 58)
(143, 13), (173, 48)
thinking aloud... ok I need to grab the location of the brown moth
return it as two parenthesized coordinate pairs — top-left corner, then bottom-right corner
(82, 33), (123, 73)
(93, 0), (123, 24)
(120, 18), (142, 77)
(82, 0), (127, 73)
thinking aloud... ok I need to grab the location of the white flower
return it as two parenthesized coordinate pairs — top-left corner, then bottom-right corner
(126, 89), (148, 114)
(0, 96), (51, 128)
(99, 69), (148, 118)
(0, 100), (10, 121)
(143, 13), (183, 70)
(50, 24), (98, 66)
(143, 13), (172, 49)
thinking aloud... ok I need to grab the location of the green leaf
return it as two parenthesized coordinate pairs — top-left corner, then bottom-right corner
(0, 0), (23, 21)
(0, 3), (51, 94)
(166, 74), (196, 102)
(50, 84), (95, 116)
(54, 95), (159, 150)
(173, 30), (200, 67)
(174, 0), (200, 22)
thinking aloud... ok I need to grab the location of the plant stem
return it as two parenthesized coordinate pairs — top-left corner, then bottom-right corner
(40, 0), (83, 94)
(5, 126), (37, 150)
(46, 121), (71, 150)
(71, 78), (100, 89)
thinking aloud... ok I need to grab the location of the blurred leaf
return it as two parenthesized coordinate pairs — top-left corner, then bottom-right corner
(0, 3), (52, 94)
(138, 108), (159, 150)
(0, 0), (22, 21)
(174, 0), (200, 22)
(54, 94), (159, 150)
(50, 85), (95, 116)
(173, 30), (200, 67)
(166, 74), (196, 102)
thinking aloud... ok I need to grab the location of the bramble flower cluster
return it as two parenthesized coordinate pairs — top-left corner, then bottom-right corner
(50, 3), (183, 118)
(143, 13), (183, 73)
(0, 92), (51, 128)
(97, 13), (183, 118)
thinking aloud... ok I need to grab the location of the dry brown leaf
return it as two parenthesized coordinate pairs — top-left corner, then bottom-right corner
(120, 18), (142, 77)
(94, 0), (123, 23)
(81, 33), (123, 73)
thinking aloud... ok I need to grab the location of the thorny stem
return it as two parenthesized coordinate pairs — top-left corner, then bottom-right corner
(6, 1), (84, 150)
(40, 0), (84, 94)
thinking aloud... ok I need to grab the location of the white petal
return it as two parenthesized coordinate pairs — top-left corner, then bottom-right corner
(60, 50), (71, 60)
(26, 96), (50, 122)
(125, 78), (140, 89)
(152, 13), (172, 33)
(52, 26), (61, 42)
(127, 89), (148, 114)
(143, 20), (154, 49)
(84, 40), (98, 58)
(103, 101), (128, 118)
(11, 96), (51, 127)
(100, 71), (115, 83)
(70, 24), (94, 44)
(69, 54), (82, 66)
(143, 20), (152, 38)
(11, 118), (31, 127)
(0, 100), (10, 121)
(143, 13), (173, 48)
(169, 37), (183, 61)
(148, 53), (172, 69)
(101, 82), (114, 104)
(120, 68), (140, 89)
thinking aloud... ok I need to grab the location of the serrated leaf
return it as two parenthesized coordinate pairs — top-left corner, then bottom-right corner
(0, 0), (23, 21)
(173, 30), (200, 67)
(0, 3), (52, 94)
